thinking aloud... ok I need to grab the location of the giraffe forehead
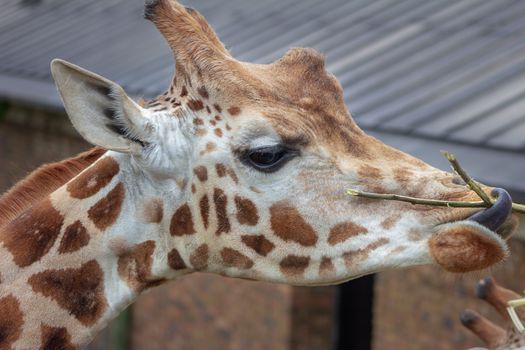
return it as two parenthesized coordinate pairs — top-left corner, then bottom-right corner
(238, 48), (342, 104)
(249, 102), (369, 161)
(149, 48), (345, 123)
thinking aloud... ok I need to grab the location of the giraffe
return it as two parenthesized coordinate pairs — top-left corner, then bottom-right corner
(0, 0), (520, 348)
(461, 277), (525, 350)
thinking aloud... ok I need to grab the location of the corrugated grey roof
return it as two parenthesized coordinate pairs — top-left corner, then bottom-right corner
(1, 0), (525, 198)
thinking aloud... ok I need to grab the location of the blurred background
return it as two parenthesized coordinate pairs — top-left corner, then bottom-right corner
(1, 0), (525, 349)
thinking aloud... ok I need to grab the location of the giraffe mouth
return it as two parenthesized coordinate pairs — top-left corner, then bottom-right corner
(428, 188), (518, 273)
(466, 188), (514, 238)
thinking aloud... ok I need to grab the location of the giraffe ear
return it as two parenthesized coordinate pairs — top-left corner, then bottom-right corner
(51, 59), (152, 153)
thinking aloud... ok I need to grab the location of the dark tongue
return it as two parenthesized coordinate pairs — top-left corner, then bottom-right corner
(468, 188), (512, 233)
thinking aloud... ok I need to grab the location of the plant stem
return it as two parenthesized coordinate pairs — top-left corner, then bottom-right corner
(346, 189), (525, 214)
(441, 151), (494, 205)
(346, 189), (487, 208)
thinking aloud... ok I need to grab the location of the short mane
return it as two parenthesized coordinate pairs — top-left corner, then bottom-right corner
(0, 147), (106, 227)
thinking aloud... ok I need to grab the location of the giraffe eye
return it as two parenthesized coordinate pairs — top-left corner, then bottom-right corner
(244, 145), (297, 173)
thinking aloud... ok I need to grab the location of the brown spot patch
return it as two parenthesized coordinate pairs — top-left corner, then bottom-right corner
(280, 255), (310, 276)
(225, 124), (232, 131)
(214, 104), (222, 113)
(200, 142), (217, 155)
(390, 245), (407, 255)
(193, 166), (208, 182)
(235, 196), (259, 226)
(249, 186), (262, 193)
(0, 295), (23, 349)
(214, 115), (222, 121)
(199, 195), (210, 229)
(344, 238), (390, 267)
(214, 188), (230, 235)
(190, 244), (209, 270)
(394, 168), (413, 188)
(193, 118), (204, 125)
(210, 119), (217, 126)
(180, 85), (188, 97)
(1, 198), (64, 267)
(108, 237), (129, 256)
(176, 179), (187, 190)
(197, 86), (209, 99)
(28, 260), (108, 326)
(170, 204), (195, 236)
(118, 240), (162, 292)
(358, 165), (385, 192)
(168, 248), (186, 270)
(67, 156), (119, 199)
(380, 216), (400, 230)
(216, 163), (226, 177)
(396, 169), (428, 198)
(142, 198), (164, 224)
(215, 164), (238, 182)
(269, 202), (317, 246)
(241, 235), (275, 256)
(319, 257), (335, 277)
(328, 221), (368, 246)
(196, 128), (207, 136)
(358, 165), (382, 181)
(40, 324), (75, 350)
(206, 106), (211, 114)
(191, 184), (196, 193)
(58, 220), (90, 254)
(214, 128), (223, 137)
(227, 106), (241, 116)
(88, 182), (125, 231)
(429, 224), (507, 273)
(187, 99), (204, 111)
(227, 167), (239, 183)
(408, 229), (423, 241)
(220, 248), (254, 269)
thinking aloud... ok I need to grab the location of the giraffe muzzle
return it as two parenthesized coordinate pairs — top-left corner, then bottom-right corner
(467, 188), (513, 236)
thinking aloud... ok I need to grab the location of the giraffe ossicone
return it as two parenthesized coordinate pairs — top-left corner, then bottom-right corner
(0, 0), (519, 348)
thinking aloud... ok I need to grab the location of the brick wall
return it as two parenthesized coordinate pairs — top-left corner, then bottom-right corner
(373, 234), (525, 350)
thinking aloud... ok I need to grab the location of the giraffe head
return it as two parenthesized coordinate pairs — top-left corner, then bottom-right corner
(50, 0), (518, 286)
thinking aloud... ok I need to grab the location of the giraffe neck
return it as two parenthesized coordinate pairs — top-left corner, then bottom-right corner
(0, 151), (189, 349)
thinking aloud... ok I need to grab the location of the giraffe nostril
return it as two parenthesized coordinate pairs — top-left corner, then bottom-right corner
(452, 176), (465, 186)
